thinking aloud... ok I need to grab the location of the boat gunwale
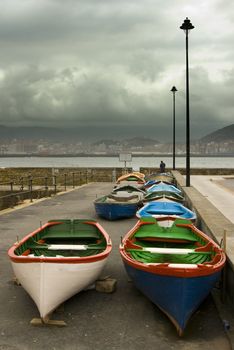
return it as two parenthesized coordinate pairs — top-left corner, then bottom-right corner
(143, 180), (175, 188)
(119, 217), (226, 277)
(116, 172), (145, 184)
(146, 184), (182, 195)
(136, 202), (196, 221)
(94, 196), (140, 206)
(8, 220), (112, 264)
(112, 185), (146, 194)
(143, 192), (184, 202)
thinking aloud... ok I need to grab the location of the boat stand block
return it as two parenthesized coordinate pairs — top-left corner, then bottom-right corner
(30, 318), (67, 327)
(12, 276), (21, 286)
(95, 278), (117, 293)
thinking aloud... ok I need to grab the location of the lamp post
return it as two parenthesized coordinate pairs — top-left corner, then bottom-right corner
(171, 86), (177, 170)
(180, 17), (194, 187)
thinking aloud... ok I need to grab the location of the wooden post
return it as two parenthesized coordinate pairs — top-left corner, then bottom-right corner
(223, 229), (227, 252)
(53, 175), (57, 194)
(29, 179), (33, 203)
(20, 176), (24, 191)
(45, 177), (48, 197)
(221, 229), (227, 303)
(64, 173), (67, 191)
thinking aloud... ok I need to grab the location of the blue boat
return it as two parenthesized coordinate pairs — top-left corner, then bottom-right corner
(119, 217), (226, 335)
(147, 183), (182, 195)
(136, 201), (196, 221)
(94, 194), (140, 220)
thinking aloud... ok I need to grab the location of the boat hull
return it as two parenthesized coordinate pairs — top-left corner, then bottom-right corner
(11, 258), (108, 319)
(8, 219), (112, 319)
(94, 202), (138, 220)
(123, 262), (221, 335)
(119, 217), (226, 335)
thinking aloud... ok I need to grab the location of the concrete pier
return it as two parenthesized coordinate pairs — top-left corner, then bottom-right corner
(172, 171), (234, 301)
(0, 182), (231, 349)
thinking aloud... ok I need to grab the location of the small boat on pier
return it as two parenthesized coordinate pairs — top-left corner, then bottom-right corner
(116, 172), (145, 185)
(146, 172), (174, 184)
(136, 201), (196, 222)
(143, 191), (184, 203)
(146, 183), (182, 196)
(8, 219), (112, 321)
(94, 193), (141, 220)
(119, 217), (226, 335)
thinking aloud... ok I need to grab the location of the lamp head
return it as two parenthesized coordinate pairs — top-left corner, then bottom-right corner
(171, 86), (177, 93)
(180, 17), (194, 33)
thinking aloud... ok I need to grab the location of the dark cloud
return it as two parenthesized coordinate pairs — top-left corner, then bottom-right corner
(0, 0), (232, 142)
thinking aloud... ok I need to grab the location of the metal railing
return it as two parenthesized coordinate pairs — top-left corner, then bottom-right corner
(0, 171), (87, 210)
(0, 167), (127, 211)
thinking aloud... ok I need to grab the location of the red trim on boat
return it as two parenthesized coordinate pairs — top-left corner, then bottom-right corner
(8, 220), (112, 264)
(119, 218), (226, 278)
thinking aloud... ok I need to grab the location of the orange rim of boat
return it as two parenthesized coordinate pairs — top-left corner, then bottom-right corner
(116, 173), (145, 184)
(8, 220), (112, 264)
(119, 217), (226, 278)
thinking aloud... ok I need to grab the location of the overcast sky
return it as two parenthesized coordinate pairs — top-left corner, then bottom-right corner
(0, 0), (233, 142)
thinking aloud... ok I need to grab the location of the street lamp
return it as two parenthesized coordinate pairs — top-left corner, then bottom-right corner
(180, 17), (194, 187)
(171, 86), (177, 170)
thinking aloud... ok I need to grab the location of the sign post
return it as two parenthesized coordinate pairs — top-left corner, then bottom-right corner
(119, 153), (132, 174)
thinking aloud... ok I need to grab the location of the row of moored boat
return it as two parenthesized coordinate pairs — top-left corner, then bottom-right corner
(8, 171), (226, 336)
(95, 171), (226, 335)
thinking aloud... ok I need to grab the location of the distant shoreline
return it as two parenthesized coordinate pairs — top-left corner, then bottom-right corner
(0, 153), (233, 158)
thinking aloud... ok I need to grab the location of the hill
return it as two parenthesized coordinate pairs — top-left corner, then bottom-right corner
(200, 124), (234, 143)
(0, 126), (160, 145)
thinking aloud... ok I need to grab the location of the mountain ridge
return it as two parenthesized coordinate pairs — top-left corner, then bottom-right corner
(200, 124), (234, 143)
(0, 124), (232, 144)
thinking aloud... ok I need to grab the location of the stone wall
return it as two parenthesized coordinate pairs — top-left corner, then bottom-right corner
(172, 170), (234, 307)
(1, 167), (233, 186)
(140, 167), (234, 176)
(0, 167), (131, 210)
(0, 167), (130, 186)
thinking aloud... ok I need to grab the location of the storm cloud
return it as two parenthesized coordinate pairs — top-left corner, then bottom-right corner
(0, 0), (233, 142)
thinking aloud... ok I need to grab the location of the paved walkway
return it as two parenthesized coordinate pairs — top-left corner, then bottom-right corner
(191, 175), (234, 224)
(0, 183), (230, 350)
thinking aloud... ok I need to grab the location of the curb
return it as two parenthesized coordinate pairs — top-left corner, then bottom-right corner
(212, 288), (234, 349)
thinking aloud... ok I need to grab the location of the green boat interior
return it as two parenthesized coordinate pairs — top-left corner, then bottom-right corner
(125, 176), (142, 181)
(15, 219), (107, 257)
(125, 218), (217, 265)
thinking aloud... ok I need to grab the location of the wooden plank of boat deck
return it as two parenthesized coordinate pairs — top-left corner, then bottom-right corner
(95, 277), (117, 293)
(30, 318), (67, 327)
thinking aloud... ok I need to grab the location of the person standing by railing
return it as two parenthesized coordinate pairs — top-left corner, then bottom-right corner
(160, 160), (166, 173)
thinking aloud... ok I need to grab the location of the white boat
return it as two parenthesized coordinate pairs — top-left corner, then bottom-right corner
(8, 219), (112, 321)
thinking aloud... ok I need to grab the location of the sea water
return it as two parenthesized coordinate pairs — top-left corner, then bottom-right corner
(0, 156), (233, 169)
